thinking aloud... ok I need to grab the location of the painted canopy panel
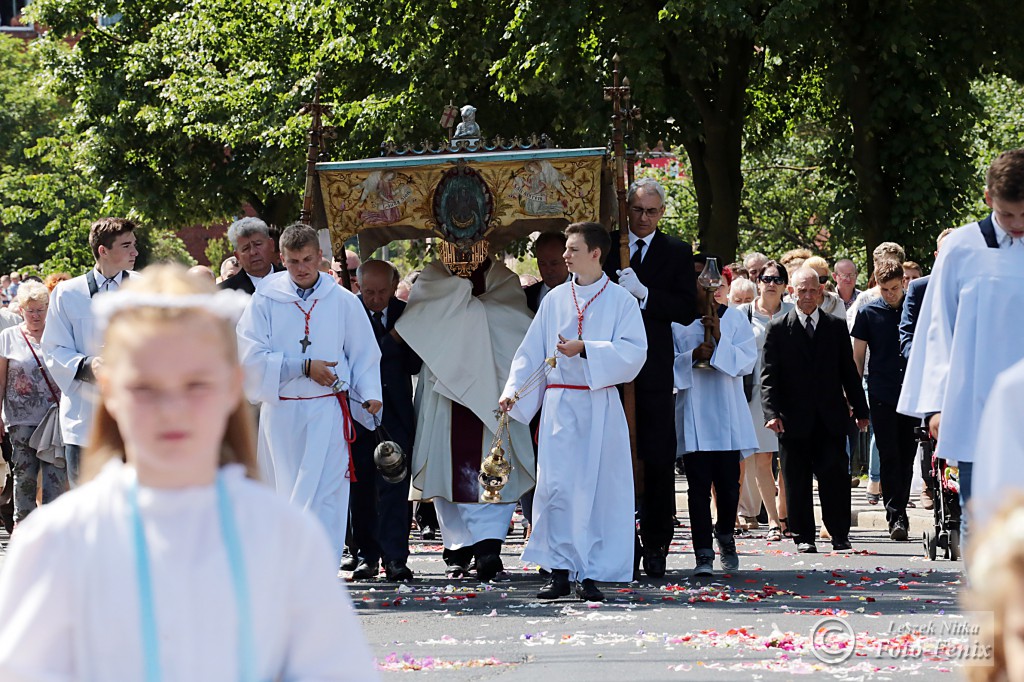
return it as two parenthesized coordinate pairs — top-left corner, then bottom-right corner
(316, 148), (607, 258)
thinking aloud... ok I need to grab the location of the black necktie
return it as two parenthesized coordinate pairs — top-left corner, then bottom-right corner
(371, 311), (386, 338)
(630, 240), (645, 270)
(804, 316), (815, 339)
(102, 276), (118, 291)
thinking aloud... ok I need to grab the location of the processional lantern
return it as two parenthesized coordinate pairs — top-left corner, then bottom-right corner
(694, 257), (722, 370)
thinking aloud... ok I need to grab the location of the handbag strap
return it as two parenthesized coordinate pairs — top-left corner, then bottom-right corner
(19, 327), (60, 404)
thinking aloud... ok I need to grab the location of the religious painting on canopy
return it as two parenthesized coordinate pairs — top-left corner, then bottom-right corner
(317, 146), (606, 275)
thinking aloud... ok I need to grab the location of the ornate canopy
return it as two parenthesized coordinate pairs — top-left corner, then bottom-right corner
(315, 147), (608, 274)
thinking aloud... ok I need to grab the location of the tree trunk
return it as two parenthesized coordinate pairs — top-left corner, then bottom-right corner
(845, 71), (890, 266)
(253, 191), (299, 239)
(677, 32), (753, 263)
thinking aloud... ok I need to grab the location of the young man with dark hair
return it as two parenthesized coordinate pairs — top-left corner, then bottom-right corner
(852, 260), (916, 541)
(501, 222), (646, 601)
(42, 217), (138, 484)
(237, 223), (383, 567)
(899, 148), (1024, 549)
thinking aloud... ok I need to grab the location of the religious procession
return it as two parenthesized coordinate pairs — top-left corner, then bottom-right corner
(2, 4), (1024, 678)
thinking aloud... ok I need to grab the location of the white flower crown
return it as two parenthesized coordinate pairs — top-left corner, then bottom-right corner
(93, 289), (251, 333)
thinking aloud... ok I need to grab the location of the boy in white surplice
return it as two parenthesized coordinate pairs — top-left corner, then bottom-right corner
(673, 293), (759, 578)
(501, 222), (647, 602)
(237, 223), (382, 567)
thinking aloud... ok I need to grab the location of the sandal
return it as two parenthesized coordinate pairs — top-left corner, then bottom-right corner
(766, 526), (782, 542)
(867, 492), (880, 505)
(778, 518), (793, 538)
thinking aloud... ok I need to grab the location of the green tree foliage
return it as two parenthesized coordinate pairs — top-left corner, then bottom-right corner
(18, 0), (1024, 273)
(0, 35), (67, 273)
(795, 0), (1024, 267)
(205, 236), (234, 274)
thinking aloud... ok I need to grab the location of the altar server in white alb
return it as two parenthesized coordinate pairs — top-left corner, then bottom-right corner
(43, 217), (138, 484)
(501, 222), (647, 602)
(897, 148), (1024, 546)
(0, 266), (378, 681)
(673, 281), (758, 578)
(971, 357), (1024, 535)
(396, 256), (534, 582)
(237, 223), (382, 565)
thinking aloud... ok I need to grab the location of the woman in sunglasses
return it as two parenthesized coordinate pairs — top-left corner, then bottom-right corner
(737, 261), (795, 541)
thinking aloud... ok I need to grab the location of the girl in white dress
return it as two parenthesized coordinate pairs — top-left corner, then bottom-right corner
(0, 265), (379, 682)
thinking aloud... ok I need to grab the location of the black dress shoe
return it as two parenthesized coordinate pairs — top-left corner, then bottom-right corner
(796, 542), (817, 553)
(384, 560), (414, 582)
(421, 526), (437, 541)
(537, 569), (571, 599)
(575, 578), (605, 602)
(476, 553), (503, 582)
(643, 551), (666, 578)
(832, 539), (853, 552)
(445, 563), (469, 579)
(340, 554), (359, 571)
(351, 560), (379, 580)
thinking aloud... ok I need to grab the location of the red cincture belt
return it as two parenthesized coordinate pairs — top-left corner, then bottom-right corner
(546, 384), (589, 390)
(279, 391), (358, 481)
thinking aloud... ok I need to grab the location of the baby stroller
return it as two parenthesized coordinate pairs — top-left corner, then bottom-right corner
(919, 426), (961, 560)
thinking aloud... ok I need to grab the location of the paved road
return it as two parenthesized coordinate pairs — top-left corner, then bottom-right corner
(354, 478), (976, 680)
(0, 477), (975, 680)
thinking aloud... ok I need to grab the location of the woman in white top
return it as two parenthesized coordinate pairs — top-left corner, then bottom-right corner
(0, 281), (67, 522)
(0, 265), (379, 682)
(737, 261), (795, 541)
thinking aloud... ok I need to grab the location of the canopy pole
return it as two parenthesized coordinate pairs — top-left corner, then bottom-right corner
(604, 54), (643, 497)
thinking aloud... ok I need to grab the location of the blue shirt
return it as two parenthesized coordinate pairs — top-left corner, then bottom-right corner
(850, 295), (905, 404)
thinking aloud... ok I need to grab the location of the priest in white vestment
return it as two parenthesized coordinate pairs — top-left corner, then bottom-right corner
(237, 225), (382, 565)
(501, 223), (646, 601)
(396, 257), (534, 581)
(673, 301), (758, 577)
(897, 149), (1024, 547)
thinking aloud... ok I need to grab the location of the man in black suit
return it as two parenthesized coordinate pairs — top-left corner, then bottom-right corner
(349, 259), (423, 582)
(218, 217), (283, 294)
(761, 268), (870, 553)
(524, 232), (569, 313)
(604, 178), (698, 578)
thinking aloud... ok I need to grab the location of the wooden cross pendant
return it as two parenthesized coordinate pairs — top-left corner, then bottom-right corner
(300, 334), (312, 353)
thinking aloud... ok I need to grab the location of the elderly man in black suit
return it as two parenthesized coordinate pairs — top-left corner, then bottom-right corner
(218, 217), (283, 293)
(604, 177), (698, 578)
(761, 267), (870, 553)
(348, 259), (423, 582)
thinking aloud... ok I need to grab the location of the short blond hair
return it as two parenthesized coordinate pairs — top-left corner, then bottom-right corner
(803, 256), (829, 275)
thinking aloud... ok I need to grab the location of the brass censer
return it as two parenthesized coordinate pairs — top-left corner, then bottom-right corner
(480, 355), (558, 502)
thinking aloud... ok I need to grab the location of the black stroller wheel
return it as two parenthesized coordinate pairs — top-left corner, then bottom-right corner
(948, 530), (961, 561)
